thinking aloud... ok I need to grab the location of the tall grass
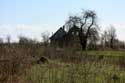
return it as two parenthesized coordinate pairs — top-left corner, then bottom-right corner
(24, 61), (125, 83)
(0, 44), (125, 83)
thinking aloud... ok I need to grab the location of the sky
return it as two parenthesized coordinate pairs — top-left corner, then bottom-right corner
(0, 0), (125, 42)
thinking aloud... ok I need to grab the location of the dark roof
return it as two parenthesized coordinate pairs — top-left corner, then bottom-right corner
(50, 27), (67, 40)
(68, 25), (80, 34)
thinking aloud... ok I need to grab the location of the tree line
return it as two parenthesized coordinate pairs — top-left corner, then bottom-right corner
(64, 10), (125, 50)
(0, 10), (125, 50)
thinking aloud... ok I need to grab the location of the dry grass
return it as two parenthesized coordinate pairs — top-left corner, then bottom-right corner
(0, 44), (125, 83)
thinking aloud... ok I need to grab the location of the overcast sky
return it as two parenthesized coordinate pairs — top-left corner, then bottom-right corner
(0, 0), (125, 42)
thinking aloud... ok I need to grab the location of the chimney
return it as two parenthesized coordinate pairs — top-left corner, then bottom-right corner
(62, 25), (65, 31)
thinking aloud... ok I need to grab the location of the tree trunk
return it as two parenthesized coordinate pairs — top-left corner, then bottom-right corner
(79, 16), (94, 51)
(110, 38), (113, 49)
(81, 39), (87, 50)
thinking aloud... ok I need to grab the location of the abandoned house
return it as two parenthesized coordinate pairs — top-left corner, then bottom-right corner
(50, 25), (81, 48)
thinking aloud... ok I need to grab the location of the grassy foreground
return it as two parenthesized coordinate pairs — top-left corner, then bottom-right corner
(0, 45), (125, 83)
(83, 50), (125, 56)
(23, 60), (125, 83)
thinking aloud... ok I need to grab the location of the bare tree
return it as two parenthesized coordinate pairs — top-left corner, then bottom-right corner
(101, 30), (109, 48)
(66, 10), (98, 50)
(19, 36), (29, 44)
(80, 10), (98, 50)
(6, 35), (11, 44)
(66, 16), (81, 32)
(107, 25), (116, 48)
(0, 38), (3, 44)
(87, 27), (99, 49)
(41, 31), (50, 46)
(18, 36), (37, 44)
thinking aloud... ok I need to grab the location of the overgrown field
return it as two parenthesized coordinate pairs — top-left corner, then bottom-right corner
(24, 61), (125, 83)
(0, 44), (125, 83)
